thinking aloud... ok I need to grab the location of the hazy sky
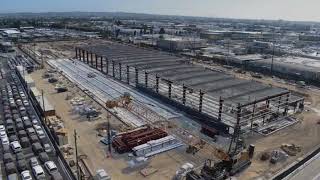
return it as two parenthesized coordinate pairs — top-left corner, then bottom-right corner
(1, 0), (320, 21)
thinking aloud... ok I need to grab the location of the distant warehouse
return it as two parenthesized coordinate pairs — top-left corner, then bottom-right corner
(229, 55), (320, 84)
(156, 37), (207, 51)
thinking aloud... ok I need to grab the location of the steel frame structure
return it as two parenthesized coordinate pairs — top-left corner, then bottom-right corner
(75, 44), (304, 134)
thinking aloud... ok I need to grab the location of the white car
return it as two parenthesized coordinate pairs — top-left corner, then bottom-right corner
(22, 116), (29, 121)
(37, 130), (46, 139)
(1, 136), (9, 145)
(34, 125), (42, 131)
(32, 165), (45, 179)
(0, 125), (5, 132)
(44, 161), (58, 175)
(32, 119), (38, 125)
(21, 170), (33, 180)
(0, 131), (7, 139)
(10, 141), (22, 153)
(23, 100), (30, 106)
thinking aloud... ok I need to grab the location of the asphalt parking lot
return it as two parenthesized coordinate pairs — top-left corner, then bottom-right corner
(0, 59), (72, 179)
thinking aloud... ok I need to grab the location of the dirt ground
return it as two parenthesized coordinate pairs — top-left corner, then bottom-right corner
(29, 66), (214, 180)
(25, 41), (320, 180)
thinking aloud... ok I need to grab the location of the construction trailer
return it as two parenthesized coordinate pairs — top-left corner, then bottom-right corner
(75, 42), (304, 135)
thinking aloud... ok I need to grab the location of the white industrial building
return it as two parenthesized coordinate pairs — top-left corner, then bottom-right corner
(157, 37), (207, 51)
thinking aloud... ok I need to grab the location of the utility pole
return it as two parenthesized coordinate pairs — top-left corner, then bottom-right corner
(107, 113), (112, 155)
(41, 90), (46, 124)
(74, 129), (80, 180)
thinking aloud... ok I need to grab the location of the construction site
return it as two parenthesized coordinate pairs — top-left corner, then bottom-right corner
(7, 39), (320, 180)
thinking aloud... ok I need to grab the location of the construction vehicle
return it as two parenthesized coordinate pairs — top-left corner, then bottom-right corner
(186, 139), (206, 155)
(55, 84), (68, 93)
(186, 124), (254, 180)
(105, 92), (132, 109)
(48, 77), (58, 83)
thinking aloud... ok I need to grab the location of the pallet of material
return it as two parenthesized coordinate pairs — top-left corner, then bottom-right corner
(133, 135), (184, 157)
(140, 167), (158, 177)
(112, 127), (167, 153)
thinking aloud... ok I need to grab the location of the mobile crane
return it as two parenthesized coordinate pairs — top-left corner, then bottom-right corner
(186, 123), (254, 180)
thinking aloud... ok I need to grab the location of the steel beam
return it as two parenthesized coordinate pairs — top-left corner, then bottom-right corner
(206, 81), (252, 93)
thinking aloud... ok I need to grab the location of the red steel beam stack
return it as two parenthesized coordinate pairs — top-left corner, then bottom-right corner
(112, 127), (167, 153)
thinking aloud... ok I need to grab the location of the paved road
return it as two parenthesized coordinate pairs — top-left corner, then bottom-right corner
(288, 153), (320, 180)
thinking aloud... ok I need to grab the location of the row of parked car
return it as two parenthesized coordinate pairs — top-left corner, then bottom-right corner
(1, 72), (63, 180)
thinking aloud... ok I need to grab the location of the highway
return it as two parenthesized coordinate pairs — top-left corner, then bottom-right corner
(286, 152), (320, 180)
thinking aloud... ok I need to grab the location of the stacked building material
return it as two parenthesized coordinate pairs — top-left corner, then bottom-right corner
(112, 127), (167, 153)
(132, 135), (184, 157)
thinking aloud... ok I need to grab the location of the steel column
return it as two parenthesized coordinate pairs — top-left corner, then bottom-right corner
(119, 63), (122, 80)
(82, 50), (86, 62)
(106, 59), (109, 75)
(112, 61), (115, 77)
(135, 68), (139, 86)
(168, 82), (172, 99)
(90, 52), (93, 66)
(277, 96), (282, 113)
(156, 76), (160, 93)
(75, 48), (78, 59)
(145, 72), (148, 88)
(86, 51), (89, 64)
(199, 90), (204, 112)
(95, 55), (98, 69)
(182, 85), (187, 105)
(284, 93), (290, 115)
(126, 66), (130, 84)
(251, 103), (256, 130)
(100, 56), (103, 72)
(218, 97), (224, 121)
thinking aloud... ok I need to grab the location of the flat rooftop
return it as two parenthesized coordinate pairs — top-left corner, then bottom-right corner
(80, 43), (289, 105)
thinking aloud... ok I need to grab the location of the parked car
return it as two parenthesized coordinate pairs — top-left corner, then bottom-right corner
(32, 165), (45, 180)
(29, 157), (39, 167)
(0, 131), (7, 139)
(21, 170), (33, 180)
(44, 144), (53, 154)
(44, 161), (58, 175)
(0, 125), (5, 132)
(8, 173), (19, 180)
(37, 130), (46, 139)
(10, 141), (22, 153)
(39, 152), (49, 163)
(2, 136), (10, 145)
